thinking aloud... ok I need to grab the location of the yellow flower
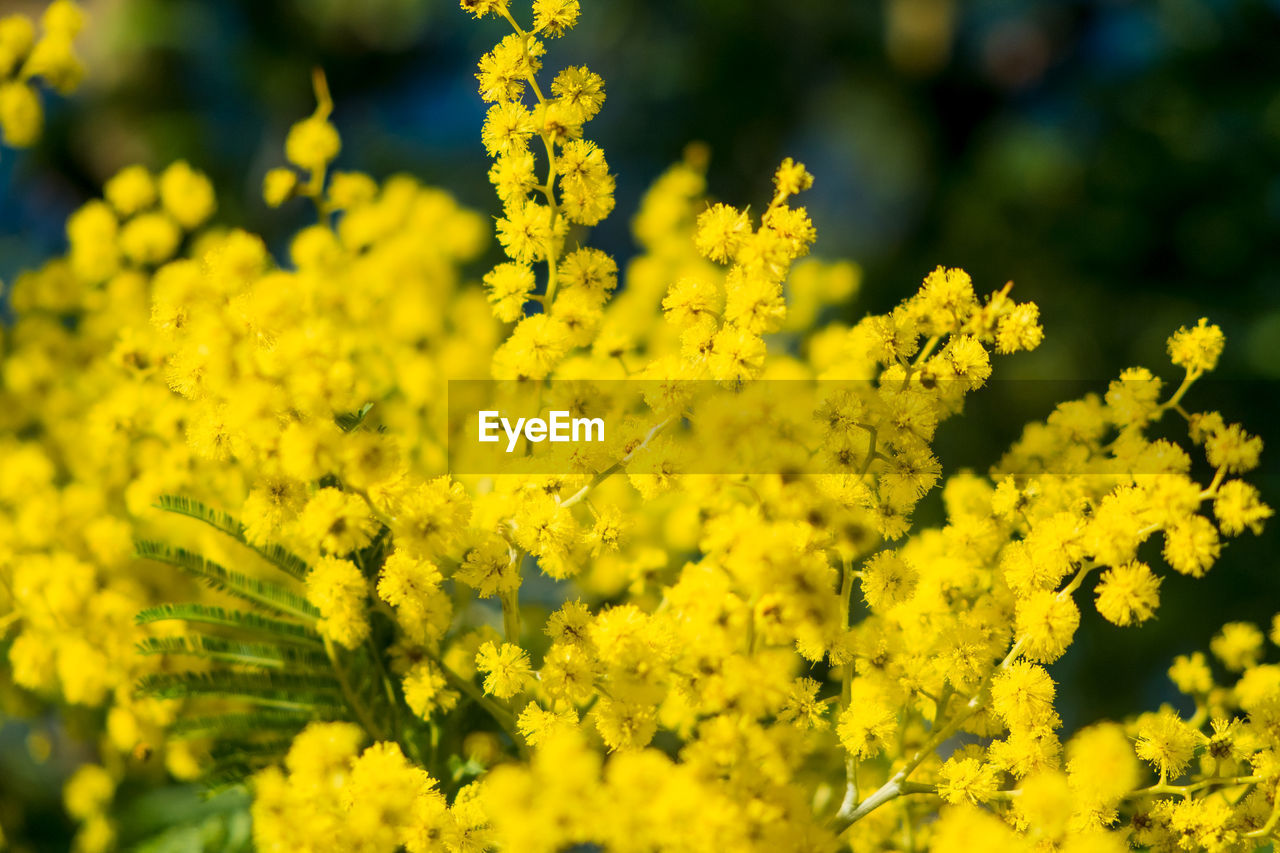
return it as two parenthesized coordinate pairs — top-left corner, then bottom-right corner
(1094, 561), (1161, 626)
(285, 114), (341, 174)
(475, 641), (533, 699)
(262, 167), (298, 207)
(1204, 422), (1263, 473)
(118, 212), (181, 266)
(403, 662), (458, 720)
(1213, 480), (1272, 536)
(103, 165), (156, 217)
(64, 764), (114, 820)
(0, 17), (36, 78)
(1162, 514), (1220, 577)
(158, 160), (216, 229)
(456, 534), (519, 597)
(306, 555), (370, 648)
(1065, 722), (1139, 807)
(0, 1), (1274, 848)
(694, 203), (751, 263)
(936, 755), (1000, 805)
(859, 549), (918, 612)
(299, 487), (377, 555)
(0, 80), (41, 146)
(1015, 590), (1079, 663)
(991, 661), (1058, 732)
(377, 549), (443, 610)
(1134, 709), (1200, 779)
(1209, 621), (1264, 672)
(1168, 652), (1213, 695)
(836, 682), (897, 758)
(551, 66), (605, 123)
(484, 261), (536, 322)
(1167, 317), (1225, 374)
(533, 0), (579, 36)
(773, 157), (814, 199)
(496, 198), (558, 264)
(517, 703), (579, 746)
(460, 0), (510, 19)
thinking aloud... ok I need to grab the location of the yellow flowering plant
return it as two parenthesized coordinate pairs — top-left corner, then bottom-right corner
(0, 1), (1277, 851)
(0, 0), (84, 151)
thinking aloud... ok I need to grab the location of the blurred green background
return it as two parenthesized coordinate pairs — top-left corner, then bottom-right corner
(2, 0), (1279, 848)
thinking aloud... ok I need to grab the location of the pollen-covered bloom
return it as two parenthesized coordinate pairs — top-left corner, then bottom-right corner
(475, 641), (534, 699)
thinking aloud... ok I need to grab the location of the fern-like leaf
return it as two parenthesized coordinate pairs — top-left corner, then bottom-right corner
(154, 495), (311, 581)
(134, 541), (319, 621)
(135, 603), (322, 646)
(168, 710), (325, 741)
(202, 740), (295, 789)
(136, 636), (331, 671)
(208, 737), (295, 761)
(136, 671), (345, 713)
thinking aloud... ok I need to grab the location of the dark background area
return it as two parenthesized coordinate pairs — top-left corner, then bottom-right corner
(1, 0), (1278, 847)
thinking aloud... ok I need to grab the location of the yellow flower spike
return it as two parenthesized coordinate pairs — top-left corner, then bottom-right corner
(285, 67), (341, 200)
(0, 1), (84, 154)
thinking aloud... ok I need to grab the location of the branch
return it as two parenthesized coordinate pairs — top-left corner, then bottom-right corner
(830, 693), (983, 833)
(560, 417), (672, 508)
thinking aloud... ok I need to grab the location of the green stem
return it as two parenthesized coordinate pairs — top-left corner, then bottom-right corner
(425, 650), (529, 759)
(830, 693), (982, 833)
(501, 585), (521, 643)
(324, 636), (385, 740)
(560, 417), (673, 508)
(366, 635), (402, 739)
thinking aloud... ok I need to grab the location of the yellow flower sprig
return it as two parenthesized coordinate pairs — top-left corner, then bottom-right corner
(0, 0), (85, 150)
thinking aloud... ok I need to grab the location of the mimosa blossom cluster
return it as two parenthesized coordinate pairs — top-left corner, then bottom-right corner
(0, 2), (1275, 851)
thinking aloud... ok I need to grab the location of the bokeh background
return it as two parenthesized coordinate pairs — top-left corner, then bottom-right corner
(2, 0), (1278, 848)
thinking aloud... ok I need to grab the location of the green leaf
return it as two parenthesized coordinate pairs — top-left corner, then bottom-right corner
(136, 671), (344, 713)
(136, 636), (331, 671)
(247, 542), (311, 583)
(199, 754), (286, 791)
(155, 495), (311, 582)
(168, 711), (324, 742)
(335, 402), (374, 432)
(135, 542), (319, 621)
(116, 786), (252, 853)
(207, 737), (295, 765)
(135, 604), (322, 647)
(130, 807), (253, 853)
(197, 764), (266, 794)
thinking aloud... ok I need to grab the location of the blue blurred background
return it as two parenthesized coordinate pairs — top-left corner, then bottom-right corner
(1, 0), (1279, 848)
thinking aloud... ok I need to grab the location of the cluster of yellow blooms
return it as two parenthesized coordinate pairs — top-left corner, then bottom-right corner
(0, 0), (83, 150)
(0, 1), (1277, 851)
